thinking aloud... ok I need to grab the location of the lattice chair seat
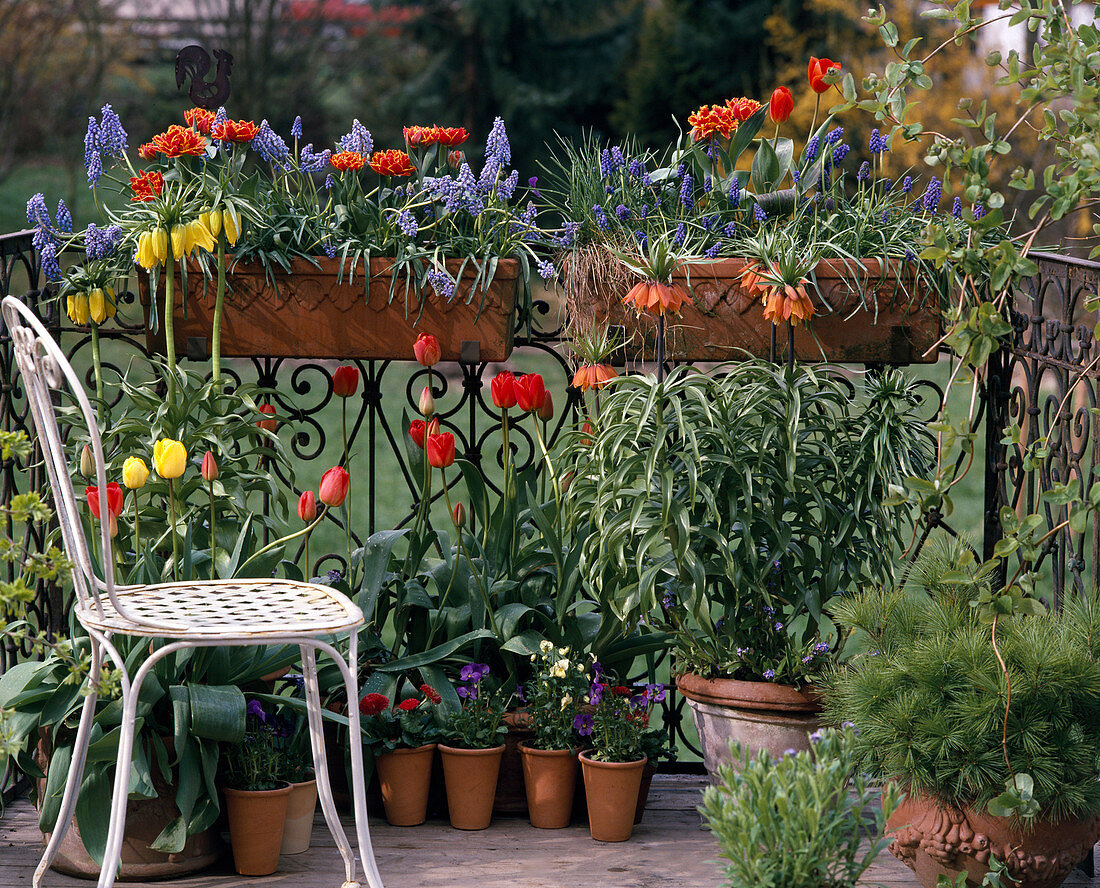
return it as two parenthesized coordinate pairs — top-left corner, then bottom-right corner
(3, 295), (383, 888)
(78, 579), (363, 639)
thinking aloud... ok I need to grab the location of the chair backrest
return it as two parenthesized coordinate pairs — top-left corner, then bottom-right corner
(2, 295), (121, 619)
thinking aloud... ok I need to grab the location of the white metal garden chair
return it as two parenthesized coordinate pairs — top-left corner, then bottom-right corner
(2, 295), (384, 888)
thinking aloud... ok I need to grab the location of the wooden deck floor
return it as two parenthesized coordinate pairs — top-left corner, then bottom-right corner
(3, 776), (1099, 888)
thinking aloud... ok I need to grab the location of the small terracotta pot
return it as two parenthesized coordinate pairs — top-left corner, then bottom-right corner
(223, 783), (292, 876)
(438, 744), (506, 830)
(579, 752), (647, 842)
(375, 743), (437, 826)
(519, 743), (578, 829)
(280, 778), (318, 855)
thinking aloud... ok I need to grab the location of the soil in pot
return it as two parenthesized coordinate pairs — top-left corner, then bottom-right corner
(676, 673), (821, 780)
(375, 743), (436, 827)
(438, 744), (506, 830)
(280, 778), (318, 855)
(519, 743), (577, 829)
(886, 792), (1100, 888)
(223, 784), (292, 876)
(579, 752), (647, 843)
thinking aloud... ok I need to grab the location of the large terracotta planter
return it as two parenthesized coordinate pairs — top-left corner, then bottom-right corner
(36, 736), (221, 880)
(437, 744), (506, 830)
(279, 778), (318, 855)
(564, 256), (941, 364)
(676, 673), (821, 781)
(519, 743), (578, 829)
(886, 791), (1100, 888)
(494, 710), (535, 816)
(375, 743), (436, 826)
(579, 752), (647, 842)
(138, 255), (519, 362)
(223, 784), (292, 876)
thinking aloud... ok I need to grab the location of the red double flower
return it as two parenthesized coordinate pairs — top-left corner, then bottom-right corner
(331, 151), (366, 172)
(129, 170), (164, 203)
(359, 693), (389, 716)
(150, 124), (209, 158)
(369, 149), (416, 177)
(212, 119), (259, 143)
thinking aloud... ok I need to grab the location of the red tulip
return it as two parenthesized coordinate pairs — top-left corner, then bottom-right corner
(257, 403), (278, 432)
(298, 490), (317, 522)
(808, 57), (840, 94)
(514, 374), (546, 413)
(86, 482), (124, 520)
(413, 332), (441, 367)
(769, 86), (794, 124)
(491, 372), (517, 409)
(452, 501), (466, 528)
(319, 466), (351, 507)
(537, 391), (555, 422)
(447, 150), (463, 170)
(409, 419), (426, 449)
(426, 432), (455, 468)
(201, 450), (218, 482)
(333, 365), (359, 398)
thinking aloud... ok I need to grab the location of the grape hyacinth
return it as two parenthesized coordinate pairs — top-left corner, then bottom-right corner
(291, 116), (303, 139)
(300, 144), (332, 173)
(723, 220), (738, 237)
(592, 204), (609, 231)
(868, 128), (888, 153)
(804, 134), (819, 165)
(498, 169), (519, 202)
(426, 268), (455, 300)
(324, 174), (334, 190)
(753, 203), (767, 222)
(615, 204), (630, 222)
(252, 120), (290, 166)
(610, 145), (624, 171)
(882, 209), (889, 225)
(339, 119), (373, 156)
(85, 223), (123, 261)
(902, 175), (914, 194)
(56, 200), (72, 234)
(639, 203), (649, 219)
(83, 118), (101, 186)
(679, 173), (694, 211)
(951, 196), (962, 219)
(704, 243), (721, 259)
(397, 210), (418, 238)
(922, 177), (942, 214)
(826, 126), (844, 145)
(703, 174), (712, 193)
(857, 161), (870, 181)
(628, 158), (642, 178)
(832, 143), (850, 164)
(672, 222), (686, 247)
(322, 238), (337, 259)
(536, 259), (556, 281)
(96, 104), (128, 158)
(485, 116), (510, 167)
(634, 230), (647, 250)
(728, 177), (741, 207)
(974, 203), (986, 220)
(599, 148), (612, 178)
(557, 220), (581, 247)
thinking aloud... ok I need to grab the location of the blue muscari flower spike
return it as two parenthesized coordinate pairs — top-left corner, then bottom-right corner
(868, 128), (887, 154)
(882, 209), (889, 225)
(252, 120), (290, 166)
(804, 134), (819, 164)
(610, 145), (624, 171)
(605, 184), (615, 195)
(902, 175), (914, 194)
(397, 210), (417, 238)
(951, 196), (962, 219)
(322, 238), (336, 259)
(558, 221), (581, 247)
(679, 173), (694, 210)
(904, 248), (916, 262)
(27, 193), (50, 230)
(792, 169), (801, 183)
(723, 220), (738, 237)
(628, 158), (642, 178)
(300, 144), (332, 173)
(339, 120), (372, 156)
(763, 669), (776, 680)
(599, 148), (612, 178)
(84, 118), (102, 187)
(426, 268), (455, 300)
(703, 175), (712, 193)
(922, 176), (942, 213)
(883, 178), (893, 192)
(56, 200), (72, 234)
(753, 203), (766, 222)
(857, 161), (870, 181)
(728, 177), (740, 206)
(324, 174), (334, 190)
(639, 204), (649, 219)
(536, 259), (556, 280)
(634, 230), (647, 251)
(826, 126), (844, 144)
(291, 116), (303, 139)
(974, 203), (986, 220)
(615, 204), (630, 222)
(592, 204), (609, 231)
(498, 169), (519, 202)
(96, 104), (128, 157)
(704, 243), (721, 259)
(485, 116), (510, 167)
(832, 143), (850, 164)
(672, 222), (686, 247)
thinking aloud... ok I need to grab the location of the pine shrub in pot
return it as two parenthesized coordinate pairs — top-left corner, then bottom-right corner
(825, 535), (1100, 888)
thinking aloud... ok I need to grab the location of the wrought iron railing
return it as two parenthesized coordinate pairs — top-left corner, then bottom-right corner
(2, 230), (1095, 800)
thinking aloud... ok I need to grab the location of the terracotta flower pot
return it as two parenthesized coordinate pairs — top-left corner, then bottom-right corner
(223, 784), (292, 876)
(139, 255), (518, 362)
(886, 791), (1100, 888)
(279, 778), (318, 855)
(676, 673), (821, 782)
(579, 752), (647, 843)
(437, 744), (506, 830)
(375, 743), (436, 826)
(519, 743), (578, 829)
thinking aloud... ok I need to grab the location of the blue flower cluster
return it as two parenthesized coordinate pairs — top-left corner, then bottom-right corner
(252, 120), (289, 166)
(426, 267), (455, 300)
(868, 128), (888, 154)
(83, 105), (128, 188)
(338, 119), (373, 156)
(922, 176), (942, 214)
(397, 210), (418, 238)
(291, 116), (303, 140)
(84, 223), (123, 261)
(27, 193), (61, 282)
(536, 258), (556, 280)
(300, 143), (332, 173)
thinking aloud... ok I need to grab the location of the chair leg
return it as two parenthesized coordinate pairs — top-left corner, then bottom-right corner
(33, 639), (103, 888)
(96, 648), (155, 888)
(301, 644), (359, 887)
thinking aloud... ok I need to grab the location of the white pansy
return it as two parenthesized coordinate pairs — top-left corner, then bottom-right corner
(540, 640), (554, 653)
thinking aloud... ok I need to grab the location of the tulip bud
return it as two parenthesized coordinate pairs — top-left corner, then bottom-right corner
(426, 417), (440, 439)
(80, 444), (95, 478)
(447, 150), (463, 170)
(298, 489), (317, 522)
(332, 365), (359, 398)
(122, 456), (149, 489)
(769, 86), (794, 124)
(201, 450), (218, 482)
(257, 403), (278, 432)
(452, 501), (466, 528)
(537, 391), (554, 422)
(408, 419), (426, 449)
(419, 386), (435, 418)
(319, 466), (351, 507)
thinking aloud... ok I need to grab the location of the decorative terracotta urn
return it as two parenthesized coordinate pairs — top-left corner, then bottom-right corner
(886, 791), (1100, 888)
(676, 673), (821, 781)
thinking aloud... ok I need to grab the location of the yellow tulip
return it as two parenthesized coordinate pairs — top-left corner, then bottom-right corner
(205, 209), (222, 238)
(122, 456), (149, 489)
(70, 293), (90, 326)
(153, 228), (168, 262)
(89, 288), (107, 324)
(223, 210), (240, 245)
(170, 224), (186, 259)
(153, 438), (187, 479)
(137, 232), (157, 269)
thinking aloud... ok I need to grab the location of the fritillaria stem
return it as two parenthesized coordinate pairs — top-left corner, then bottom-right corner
(167, 478), (179, 583)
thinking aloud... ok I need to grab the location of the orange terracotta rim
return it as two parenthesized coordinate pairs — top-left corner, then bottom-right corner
(437, 743), (506, 756)
(676, 672), (822, 713)
(381, 743), (437, 758)
(223, 783), (292, 798)
(518, 742), (577, 758)
(578, 751), (648, 768)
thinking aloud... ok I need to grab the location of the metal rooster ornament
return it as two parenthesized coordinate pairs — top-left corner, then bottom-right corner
(175, 45), (234, 110)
